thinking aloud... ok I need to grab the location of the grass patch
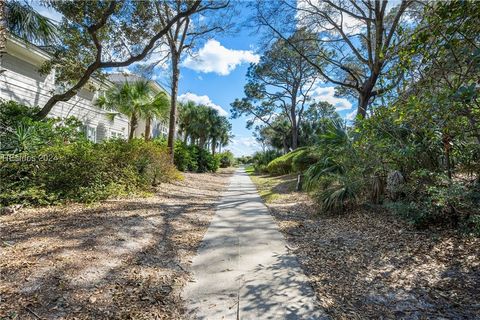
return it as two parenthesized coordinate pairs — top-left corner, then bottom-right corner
(246, 169), (297, 203)
(245, 165), (255, 175)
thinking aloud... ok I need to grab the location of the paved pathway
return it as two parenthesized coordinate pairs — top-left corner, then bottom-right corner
(183, 168), (328, 319)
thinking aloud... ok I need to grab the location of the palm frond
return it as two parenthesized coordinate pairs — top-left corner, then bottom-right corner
(7, 1), (58, 45)
(304, 157), (345, 191)
(318, 179), (359, 213)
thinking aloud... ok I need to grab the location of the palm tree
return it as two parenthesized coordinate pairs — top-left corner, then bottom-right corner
(141, 91), (169, 141)
(1, 1), (57, 73)
(96, 82), (137, 140)
(178, 101), (233, 152)
(210, 116), (232, 155)
(187, 105), (210, 147)
(217, 121), (233, 153)
(96, 80), (169, 140)
(178, 101), (197, 144)
(198, 107), (217, 148)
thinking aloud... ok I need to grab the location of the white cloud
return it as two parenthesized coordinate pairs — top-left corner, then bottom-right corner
(178, 92), (228, 116)
(311, 86), (352, 111)
(228, 136), (262, 157)
(182, 39), (260, 76)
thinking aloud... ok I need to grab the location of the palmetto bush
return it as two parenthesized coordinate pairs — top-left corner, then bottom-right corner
(0, 101), (84, 153)
(302, 118), (365, 213)
(314, 175), (363, 213)
(301, 109), (480, 232)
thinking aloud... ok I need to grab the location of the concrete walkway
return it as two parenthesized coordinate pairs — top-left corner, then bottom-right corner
(182, 168), (328, 319)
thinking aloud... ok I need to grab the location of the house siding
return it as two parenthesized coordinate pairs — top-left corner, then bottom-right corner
(1, 44), (130, 141)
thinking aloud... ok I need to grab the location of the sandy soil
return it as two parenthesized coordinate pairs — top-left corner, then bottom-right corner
(0, 169), (234, 320)
(250, 173), (480, 319)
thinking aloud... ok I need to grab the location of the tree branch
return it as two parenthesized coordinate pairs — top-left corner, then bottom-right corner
(36, 0), (202, 119)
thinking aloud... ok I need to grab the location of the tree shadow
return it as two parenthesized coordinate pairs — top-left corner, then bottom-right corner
(0, 171), (232, 319)
(268, 203), (480, 319)
(239, 253), (329, 319)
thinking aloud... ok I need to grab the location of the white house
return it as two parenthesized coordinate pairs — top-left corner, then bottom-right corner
(0, 35), (170, 142)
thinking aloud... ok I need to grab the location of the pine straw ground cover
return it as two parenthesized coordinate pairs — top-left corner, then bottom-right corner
(248, 172), (480, 319)
(0, 168), (235, 320)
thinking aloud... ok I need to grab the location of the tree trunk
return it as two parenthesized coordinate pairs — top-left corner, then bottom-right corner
(296, 174), (303, 191)
(443, 133), (453, 180)
(144, 115), (151, 141)
(291, 113), (298, 150)
(211, 139), (216, 155)
(290, 91), (298, 150)
(129, 113), (138, 141)
(283, 138), (289, 154)
(167, 53), (179, 162)
(357, 70), (380, 119)
(0, 0), (7, 74)
(357, 93), (369, 119)
(199, 135), (206, 149)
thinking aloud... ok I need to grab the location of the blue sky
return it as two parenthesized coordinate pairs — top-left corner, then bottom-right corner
(175, 28), (356, 156)
(178, 33), (264, 156)
(33, 2), (357, 157)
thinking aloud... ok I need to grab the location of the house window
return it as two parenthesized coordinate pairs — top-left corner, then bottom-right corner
(110, 131), (124, 139)
(84, 126), (96, 142)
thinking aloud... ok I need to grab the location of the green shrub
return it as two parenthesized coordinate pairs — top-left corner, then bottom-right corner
(0, 139), (180, 206)
(292, 148), (321, 173)
(251, 150), (281, 173)
(0, 100), (84, 153)
(173, 141), (195, 172)
(266, 147), (307, 175)
(217, 151), (235, 168)
(462, 214), (480, 236)
(195, 147), (219, 173)
(384, 201), (433, 229)
(254, 164), (268, 173)
(0, 100), (39, 129)
(236, 155), (252, 165)
(385, 171), (480, 229)
(171, 143), (219, 173)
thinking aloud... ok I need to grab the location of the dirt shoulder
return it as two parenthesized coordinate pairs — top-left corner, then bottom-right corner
(249, 172), (480, 319)
(0, 168), (234, 320)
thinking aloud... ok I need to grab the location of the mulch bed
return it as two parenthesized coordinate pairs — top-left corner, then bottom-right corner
(0, 169), (234, 320)
(254, 175), (480, 319)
